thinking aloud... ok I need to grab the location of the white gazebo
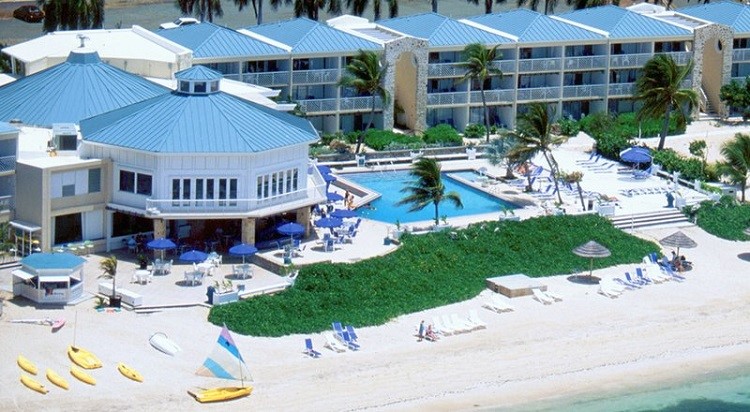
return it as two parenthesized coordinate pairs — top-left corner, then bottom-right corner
(12, 253), (86, 304)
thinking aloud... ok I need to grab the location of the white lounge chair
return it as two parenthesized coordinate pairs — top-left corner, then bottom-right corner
(467, 310), (487, 329)
(483, 295), (513, 313)
(323, 332), (347, 353)
(598, 280), (622, 298)
(532, 288), (554, 305)
(545, 290), (564, 302)
(451, 313), (477, 332)
(491, 294), (515, 312)
(432, 316), (453, 336)
(443, 314), (469, 333)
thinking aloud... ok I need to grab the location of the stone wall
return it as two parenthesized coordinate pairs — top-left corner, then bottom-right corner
(384, 37), (429, 133)
(692, 24), (734, 117)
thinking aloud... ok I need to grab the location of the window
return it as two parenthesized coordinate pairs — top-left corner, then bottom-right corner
(54, 213), (82, 245)
(210, 81), (219, 92)
(179, 81), (190, 92)
(219, 178), (227, 206)
(136, 174), (152, 196)
(88, 168), (101, 193)
(62, 184), (75, 197)
(119, 170), (135, 192)
(206, 179), (214, 200)
(194, 82), (206, 93)
(229, 179), (237, 206)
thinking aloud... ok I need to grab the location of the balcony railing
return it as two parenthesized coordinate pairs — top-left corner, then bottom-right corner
(516, 86), (560, 101)
(0, 194), (12, 211)
(563, 55), (608, 71)
(518, 57), (561, 72)
(469, 89), (515, 104)
(609, 51), (692, 68)
(427, 91), (468, 106)
(0, 155), (16, 173)
(428, 63), (466, 78)
(292, 68), (340, 85)
(562, 84), (607, 98)
(241, 71), (290, 86)
(733, 48), (750, 62)
(608, 82), (635, 96)
(297, 98), (338, 113)
(339, 96), (382, 112)
(491, 60), (516, 73)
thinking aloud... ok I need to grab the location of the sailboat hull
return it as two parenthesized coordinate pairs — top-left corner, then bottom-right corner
(188, 386), (252, 403)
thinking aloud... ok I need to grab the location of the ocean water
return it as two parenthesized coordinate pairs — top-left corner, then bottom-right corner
(496, 365), (750, 412)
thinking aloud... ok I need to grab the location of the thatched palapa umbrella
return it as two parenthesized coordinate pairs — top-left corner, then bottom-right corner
(659, 231), (697, 257)
(572, 240), (611, 283)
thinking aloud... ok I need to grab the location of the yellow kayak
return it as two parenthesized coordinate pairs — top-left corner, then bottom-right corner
(188, 386), (253, 403)
(117, 362), (143, 383)
(46, 368), (70, 390)
(21, 374), (48, 394)
(70, 365), (96, 386)
(17, 355), (38, 375)
(68, 345), (102, 369)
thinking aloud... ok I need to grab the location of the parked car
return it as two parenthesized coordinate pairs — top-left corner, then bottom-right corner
(13, 5), (45, 23)
(159, 17), (199, 30)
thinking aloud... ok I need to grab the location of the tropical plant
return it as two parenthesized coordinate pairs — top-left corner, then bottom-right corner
(689, 197), (750, 241)
(346, 0), (398, 20)
(176, 0), (224, 22)
(463, 123), (486, 139)
(458, 43), (502, 143)
(396, 158), (463, 225)
(689, 139), (707, 176)
(719, 76), (750, 120)
(232, 0), (288, 25)
(339, 50), (389, 153)
(508, 103), (568, 204)
(431, 0), (437, 12)
(717, 133), (750, 202)
(485, 135), (521, 179)
(634, 54), (698, 151)
(566, 0), (617, 10)
(40, 0), (105, 33)
(98, 255), (118, 306)
(466, 0), (509, 14)
(559, 170), (586, 210)
(422, 124), (462, 146)
(517, 0), (559, 14)
(289, 0), (341, 20)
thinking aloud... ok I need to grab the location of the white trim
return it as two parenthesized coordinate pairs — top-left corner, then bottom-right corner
(458, 19), (520, 42)
(10, 220), (42, 232)
(550, 16), (610, 38)
(39, 275), (71, 283)
(237, 29), (294, 53)
(12, 269), (35, 281)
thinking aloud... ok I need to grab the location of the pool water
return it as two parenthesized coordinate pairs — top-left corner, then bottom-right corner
(344, 170), (517, 224)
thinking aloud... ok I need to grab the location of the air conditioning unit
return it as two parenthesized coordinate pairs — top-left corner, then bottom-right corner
(51, 123), (78, 151)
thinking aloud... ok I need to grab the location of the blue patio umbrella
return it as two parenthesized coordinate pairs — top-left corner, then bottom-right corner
(229, 243), (258, 264)
(277, 222), (306, 247)
(327, 192), (344, 202)
(315, 217), (343, 229)
(331, 209), (357, 219)
(619, 146), (652, 165)
(179, 250), (208, 263)
(322, 173), (337, 190)
(147, 237), (176, 260)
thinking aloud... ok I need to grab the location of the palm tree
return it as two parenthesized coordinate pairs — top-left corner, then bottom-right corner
(290, 0), (341, 20)
(717, 133), (750, 202)
(98, 255), (118, 307)
(559, 170), (586, 210)
(466, 0), (508, 14)
(508, 103), (568, 204)
(484, 135), (523, 179)
(517, 0), (558, 14)
(566, 0), (617, 10)
(338, 49), (389, 153)
(177, 0), (224, 22)
(431, 0), (437, 12)
(40, 0), (105, 33)
(458, 43), (502, 143)
(346, 0), (398, 20)
(397, 158), (463, 225)
(635, 54), (698, 151)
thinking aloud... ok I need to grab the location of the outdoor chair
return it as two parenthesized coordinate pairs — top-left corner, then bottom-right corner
(323, 332), (347, 353)
(340, 332), (360, 351)
(661, 264), (687, 281)
(532, 288), (554, 305)
(613, 277), (641, 289)
(444, 314), (470, 333)
(467, 310), (487, 329)
(638, 266), (667, 283)
(432, 316), (453, 336)
(625, 272), (647, 286)
(304, 338), (321, 358)
(332, 322), (345, 339)
(345, 325), (359, 342)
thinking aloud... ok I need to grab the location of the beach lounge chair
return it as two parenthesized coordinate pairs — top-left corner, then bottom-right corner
(661, 265), (686, 281)
(323, 332), (347, 353)
(598, 279), (623, 298)
(532, 288), (554, 305)
(483, 295), (513, 313)
(545, 290), (563, 302)
(613, 277), (641, 290)
(432, 316), (453, 336)
(451, 313), (478, 332)
(467, 310), (487, 329)
(304, 338), (321, 358)
(345, 325), (359, 342)
(443, 314), (470, 333)
(332, 322), (346, 339)
(625, 272), (647, 286)
(490, 294), (515, 312)
(637, 267), (666, 284)
(340, 331), (360, 351)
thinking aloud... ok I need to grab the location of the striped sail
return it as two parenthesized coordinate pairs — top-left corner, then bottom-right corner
(196, 325), (252, 381)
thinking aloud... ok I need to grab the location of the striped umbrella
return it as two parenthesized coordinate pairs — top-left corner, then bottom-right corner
(572, 240), (611, 279)
(659, 231), (697, 257)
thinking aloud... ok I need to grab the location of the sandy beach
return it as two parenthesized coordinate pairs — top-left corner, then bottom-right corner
(2, 119), (750, 411)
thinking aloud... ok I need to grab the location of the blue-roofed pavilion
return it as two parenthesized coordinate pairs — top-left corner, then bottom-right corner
(245, 18), (380, 54)
(0, 49), (169, 128)
(377, 13), (514, 48)
(466, 9), (604, 43)
(156, 21), (288, 59)
(13, 252), (87, 305)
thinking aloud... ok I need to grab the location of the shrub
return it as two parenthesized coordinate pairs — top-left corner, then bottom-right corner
(557, 118), (580, 136)
(208, 214), (658, 336)
(651, 149), (706, 181)
(688, 197), (750, 240)
(364, 129), (422, 151)
(463, 123), (486, 139)
(328, 139), (350, 154)
(422, 124), (462, 146)
(594, 131), (632, 160)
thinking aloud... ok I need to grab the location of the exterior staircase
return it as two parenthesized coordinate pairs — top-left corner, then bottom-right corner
(609, 209), (692, 230)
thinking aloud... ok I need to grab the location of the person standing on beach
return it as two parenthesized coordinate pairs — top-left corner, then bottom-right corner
(418, 320), (425, 342)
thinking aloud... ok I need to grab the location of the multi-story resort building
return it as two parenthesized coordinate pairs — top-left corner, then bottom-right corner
(0, 2), (748, 254)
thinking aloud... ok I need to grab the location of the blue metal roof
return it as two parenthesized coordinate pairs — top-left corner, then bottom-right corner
(679, 1), (750, 35)
(560, 5), (692, 39)
(156, 21), (287, 59)
(0, 50), (169, 128)
(467, 9), (603, 43)
(80, 75), (319, 154)
(0, 122), (17, 134)
(246, 18), (380, 54)
(21, 253), (86, 270)
(175, 65), (223, 81)
(378, 13), (513, 47)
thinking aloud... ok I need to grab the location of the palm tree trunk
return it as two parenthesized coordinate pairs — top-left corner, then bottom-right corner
(258, 0), (264, 25)
(355, 96), (377, 154)
(480, 87), (490, 142)
(743, 180), (747, 202)
(542, 151), (563, 204)
(434, 202), (440, 225)
(576, 182), (586, 210)
(658, 104), (672, 150)
(431, 0), (438, 13)
(484, 0), (492, 13)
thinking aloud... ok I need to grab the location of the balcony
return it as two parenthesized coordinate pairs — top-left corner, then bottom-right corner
(608, 82), (635, 96)
(427, 91), (468, 106)
(469, 89), (515, 104)
(516, 86), (560, 101)
(428, 62), (466, 78)
(297, 98), (338, 114)
(518, 57), (561, 72)
(733, 48), (750, 62)
(563, 55), (607, 71)
(242, 71), (290, 87)
(491, 60), (516, 73)
(340, 96), (382, 112)
(292, 68), (339, 85)
(0, 194), (12, 212)
(0, 155), (16, 173)
(610, 53), (652, 68)
(562, 84), (606, 99)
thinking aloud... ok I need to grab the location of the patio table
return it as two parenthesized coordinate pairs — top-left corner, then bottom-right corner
(197, 262), (214, 276)
(134, 269), (150, 284)
(184, 271), (203, 286)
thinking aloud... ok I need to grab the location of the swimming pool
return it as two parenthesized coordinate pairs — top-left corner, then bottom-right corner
(343, 170), (517, 224)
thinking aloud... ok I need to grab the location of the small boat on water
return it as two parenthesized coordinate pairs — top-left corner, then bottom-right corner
(68, 345), (102, 369)
(46, 368), (69, 390)
(149, 332), (182, 356)
(117, 362), (143, 382)
(17, 355), (38, 375)
(70, 365), (96, 385)
(187, 325), (253, 403)
(21, 375), (48, 394)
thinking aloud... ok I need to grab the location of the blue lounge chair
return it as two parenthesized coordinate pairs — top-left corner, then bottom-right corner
(635, 267), (659, 284)
(332, 322), (345, 339)
(662, 265), (686, 281)
(345, 325), (359, 342)
(613, 277), (641, 290)
(304, 338), (321, 358)
(341, 331), (359, 351)
(625, 272), (647, 286)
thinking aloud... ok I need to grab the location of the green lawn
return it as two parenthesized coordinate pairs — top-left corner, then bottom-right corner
(689, 197), (750, 241)
(209, 214), (659, 337)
